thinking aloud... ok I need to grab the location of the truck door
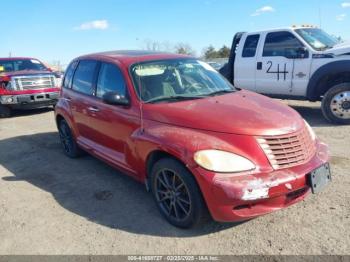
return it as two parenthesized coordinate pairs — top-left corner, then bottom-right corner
(255, 31), (306, 96)
(234, 34), (260, 91)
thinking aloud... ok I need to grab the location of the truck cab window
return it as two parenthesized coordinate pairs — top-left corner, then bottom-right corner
(96, 63), (127, 98)
(72, 60), (98, 95)
(263, 31), (303, 57)
(242, 34), (260, 57)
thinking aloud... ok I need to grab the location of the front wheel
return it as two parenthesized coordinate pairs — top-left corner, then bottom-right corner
(150, 158), (209, 228)
(321, 83), (350, 125)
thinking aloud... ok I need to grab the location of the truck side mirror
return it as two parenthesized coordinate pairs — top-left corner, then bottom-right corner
(285, 47), (309, 59)
(102, 92), (130, 106)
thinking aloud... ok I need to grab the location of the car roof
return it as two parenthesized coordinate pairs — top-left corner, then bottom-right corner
(77, 50), (194, 66)
(246, 26), (317, 35)
(0, 57), (38, 61)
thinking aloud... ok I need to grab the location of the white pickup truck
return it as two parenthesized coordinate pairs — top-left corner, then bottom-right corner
(220, 26), (350, 124)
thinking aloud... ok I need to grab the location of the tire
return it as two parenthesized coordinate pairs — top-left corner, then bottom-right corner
(321, 83), (350, 125)
(58, 119), (84, 158)
(150, 158), (209, 228)
(0, 105), (11, 118)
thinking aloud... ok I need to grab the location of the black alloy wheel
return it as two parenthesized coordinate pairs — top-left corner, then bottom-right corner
(150, 158), (209, 228)
(58, 119), (83, 158)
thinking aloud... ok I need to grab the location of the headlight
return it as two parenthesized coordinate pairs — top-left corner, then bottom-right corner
(304, 120), (316, 141)
(194, 150), (255, 173)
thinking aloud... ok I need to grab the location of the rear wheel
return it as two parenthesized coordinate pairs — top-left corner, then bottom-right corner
(150, 158), (209, 228)
(0, 105), (11, 118)
(58, 119), (84, 158)
(322, 83), (350, 125)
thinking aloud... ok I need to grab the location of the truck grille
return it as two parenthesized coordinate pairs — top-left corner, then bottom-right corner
(257, 126), (316, 170)
(13, 75), (56, 90)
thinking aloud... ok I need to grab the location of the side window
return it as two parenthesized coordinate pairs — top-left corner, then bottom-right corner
(63, 61), (78, 89)
(72, 60), (98, 95)
(263, 32), (303, 57)
(96, 63), (127, 98)
(242, 34), (260, 58)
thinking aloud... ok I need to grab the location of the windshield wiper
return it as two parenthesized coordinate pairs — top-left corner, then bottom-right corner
(204, 89), (235, 97)
(145, 95), (206, 104)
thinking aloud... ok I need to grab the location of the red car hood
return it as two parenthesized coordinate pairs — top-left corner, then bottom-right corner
(143, 90), (304, 136)
(0, 70), (52, 77)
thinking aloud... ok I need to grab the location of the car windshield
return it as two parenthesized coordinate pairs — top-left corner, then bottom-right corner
(0, 59), (48, 73)
(295, 28), (339, 51)
(131, 59), (235, 103)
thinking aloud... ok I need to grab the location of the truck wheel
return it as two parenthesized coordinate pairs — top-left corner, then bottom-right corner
(322, 83), (350, 125)
(58, 119), (84, 158)
(0, 105), (11, 118)
(150, 158), (210, 228)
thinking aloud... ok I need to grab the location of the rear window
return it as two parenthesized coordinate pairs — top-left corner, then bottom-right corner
(63, 61), (78, 89)
(72, 60), (98, 95)
(0, 59), (48, 72)
(242, 35), (260, 58)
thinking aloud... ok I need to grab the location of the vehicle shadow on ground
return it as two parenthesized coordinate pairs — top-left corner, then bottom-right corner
(288, 104), (333, 127)
(9, 108), (54, 118)
(0, 132), (243, 237)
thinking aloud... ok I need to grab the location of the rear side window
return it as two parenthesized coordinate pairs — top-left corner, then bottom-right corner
(242, 34), (260, 57)
(263, 31), (303, 57)
(63, 61), (78, 89)
(96, 63), (127, 98)
(72, 60), (98, 95)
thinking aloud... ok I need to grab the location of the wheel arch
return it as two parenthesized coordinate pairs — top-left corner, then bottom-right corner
(145, 149), (190, 180)
(55, 114), (65, 127)
(307, 61), (350, 101)
(55, 112), (78, 139)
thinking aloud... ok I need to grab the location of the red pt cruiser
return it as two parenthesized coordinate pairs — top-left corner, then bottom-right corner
(55, 51), (331, 228)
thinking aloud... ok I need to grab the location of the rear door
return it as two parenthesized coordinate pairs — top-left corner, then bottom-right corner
(234, 34), (260, 91)
(69, 60), (99, 140)
(255, 31), (304, 95)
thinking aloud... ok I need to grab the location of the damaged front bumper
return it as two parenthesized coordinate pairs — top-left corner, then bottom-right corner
(192, 141), (330, 222)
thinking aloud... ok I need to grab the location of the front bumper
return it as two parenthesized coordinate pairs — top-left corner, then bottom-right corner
(192, 141), (330, 222)
(0, 92), (59, 109)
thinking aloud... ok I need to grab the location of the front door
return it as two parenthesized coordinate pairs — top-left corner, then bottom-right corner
(255, 31), (307, 96)
(86, 62), (139, 173)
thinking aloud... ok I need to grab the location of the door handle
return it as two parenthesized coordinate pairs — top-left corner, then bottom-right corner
(87, 106), (100, 113)
(257, 62), (263, 70)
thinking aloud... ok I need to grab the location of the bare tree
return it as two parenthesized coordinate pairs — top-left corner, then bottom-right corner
(175, 43), (195, 56)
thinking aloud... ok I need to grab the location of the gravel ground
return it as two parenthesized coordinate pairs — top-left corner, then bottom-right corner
(0, 101), (349, 255)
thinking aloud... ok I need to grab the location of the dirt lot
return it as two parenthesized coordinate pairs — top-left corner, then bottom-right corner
(0, 100), (349, 255)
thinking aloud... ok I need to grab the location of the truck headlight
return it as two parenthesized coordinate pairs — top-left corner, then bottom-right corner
(304, 120), (316, 141)
(194, 150), (255, 173)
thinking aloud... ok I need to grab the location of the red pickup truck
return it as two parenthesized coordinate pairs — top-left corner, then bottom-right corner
(0, 57), (61, 117)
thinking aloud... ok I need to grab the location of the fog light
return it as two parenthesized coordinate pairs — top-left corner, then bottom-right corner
(7, 97), (14, 103)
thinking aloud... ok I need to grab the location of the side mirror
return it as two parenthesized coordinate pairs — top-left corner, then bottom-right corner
(102, 92), (130, 106)
(285, 47), (309, 59)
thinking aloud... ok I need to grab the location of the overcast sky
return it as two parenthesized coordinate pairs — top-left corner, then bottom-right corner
(1, 0), (349, 65)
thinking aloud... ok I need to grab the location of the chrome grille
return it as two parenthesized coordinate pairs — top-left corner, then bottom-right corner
(12, 75), (56, 90)
(257, 126), (316, 170)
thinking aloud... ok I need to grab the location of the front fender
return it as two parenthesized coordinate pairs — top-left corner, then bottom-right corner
(131, 120), (272, 181)
(307, 60), (350, 101)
